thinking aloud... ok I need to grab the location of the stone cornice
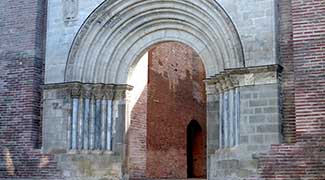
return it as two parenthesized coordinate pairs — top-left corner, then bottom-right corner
(205, 64), (283, 93)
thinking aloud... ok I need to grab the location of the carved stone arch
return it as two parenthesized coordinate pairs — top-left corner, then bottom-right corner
(42, 1), (285, 179)
(64, 0), (244, 84)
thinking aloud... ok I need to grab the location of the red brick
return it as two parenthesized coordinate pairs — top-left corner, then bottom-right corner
(128, 42), (206, 179)
(257, 0), (325, 179)
(0, 0), (61, 178)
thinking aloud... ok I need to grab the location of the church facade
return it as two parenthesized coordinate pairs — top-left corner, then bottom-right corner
(0, 0), (324, 179)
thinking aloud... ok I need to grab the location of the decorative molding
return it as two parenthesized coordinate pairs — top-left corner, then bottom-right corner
(206, 64), (283, 93)
(114, 85), (133, 100)
(44, 82), (133, 100)
(70, 83), (81, 98)
(81, 84), (93, 98)
(93, 84), (104, 99)
(65, 0), (245, 83)
(103, 84), (115, 100)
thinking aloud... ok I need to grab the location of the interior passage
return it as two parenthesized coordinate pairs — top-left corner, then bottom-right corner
(128, 42), (207, 179)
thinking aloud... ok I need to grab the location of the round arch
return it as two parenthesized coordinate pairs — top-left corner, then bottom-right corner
(64, 0), (244, 84)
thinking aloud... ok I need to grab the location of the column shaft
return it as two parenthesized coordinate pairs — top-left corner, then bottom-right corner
(71, 98), (79, 150)
(83, 98), (90, 150)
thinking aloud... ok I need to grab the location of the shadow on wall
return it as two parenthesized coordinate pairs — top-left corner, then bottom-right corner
(127, 42), (207, 179)
(187, 120), (205, 178)
(0, 145), (61, 178)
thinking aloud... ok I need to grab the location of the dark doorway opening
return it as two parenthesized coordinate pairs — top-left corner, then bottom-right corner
(187, 120), (205, 178)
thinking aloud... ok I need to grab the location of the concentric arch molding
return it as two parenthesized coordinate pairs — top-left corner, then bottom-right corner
(65, 0), (245, 84)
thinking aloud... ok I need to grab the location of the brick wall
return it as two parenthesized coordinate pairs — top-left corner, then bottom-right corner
(146, 42), (206, 178)
(128, 42), (207, 179)
(258, 143), (325, 179)
(0, 0), (61, 178)
(257, 0), (325, 179)
(292, 0), (325, 142)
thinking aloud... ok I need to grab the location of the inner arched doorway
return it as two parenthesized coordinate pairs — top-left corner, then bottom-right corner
(127, 42), (207, 179)
(187, 120), (205, 178)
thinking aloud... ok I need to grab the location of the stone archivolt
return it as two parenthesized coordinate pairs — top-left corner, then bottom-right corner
(65, 0), (245, 84)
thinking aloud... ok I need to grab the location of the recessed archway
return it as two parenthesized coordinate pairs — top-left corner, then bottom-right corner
(62, 0), (244, 179)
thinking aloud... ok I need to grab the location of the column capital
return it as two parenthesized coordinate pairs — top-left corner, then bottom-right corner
(93, 84), (105, 99)
(70, 83), (81, 98)
(224, 75), (234, 90)
(207, 64), (282, 92)
(217, 76), (227, 91)
(81, 84), (93, 98)
(103, 84), (115, 100)
(114, 85), (133, 100)
(215, 81), (224, 93)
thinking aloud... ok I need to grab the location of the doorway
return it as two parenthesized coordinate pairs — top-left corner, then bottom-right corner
(128, 42), (207, 179)
(187, 120), (205, 178)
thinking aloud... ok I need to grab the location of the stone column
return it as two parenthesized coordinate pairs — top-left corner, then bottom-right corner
(112, 85), (133, 179)
(70, 84), (80, 150)
(215, 81), (224, 149)
(81, 84), (92, 151)
(226, 77), (234, 147)
(70, 83), (81, 151)
(89, 88), (96, 150)
(111, 85), (133, 153)
(208, 74), (241, 149)
(104, 85), (114, 151)
(93, 84), (104, 151)
(205, 83), (219, 154)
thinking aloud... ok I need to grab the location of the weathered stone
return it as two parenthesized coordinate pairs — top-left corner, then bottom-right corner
(5, 0), (325, 179)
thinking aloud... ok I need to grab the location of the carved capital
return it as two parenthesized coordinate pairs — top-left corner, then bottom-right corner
(230, 76), (240, 88)
(215, 81), (224, 93)
(70, 83), (81, 98)
(217, 77), (227, 91)
(208, 64), (282, 93)
(81, 84), (93, 98)
(114, 85), (133, 100)
(103, 84), (115, 100)
(114, 89), (126, 100)
(224, 75), (234, 90)
(93, 84), (104, 99)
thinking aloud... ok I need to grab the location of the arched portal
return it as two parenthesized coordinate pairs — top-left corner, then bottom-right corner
(187, 120), (205, 178)
(41, 1), (286, 179)
(53, 0), (245, 179)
